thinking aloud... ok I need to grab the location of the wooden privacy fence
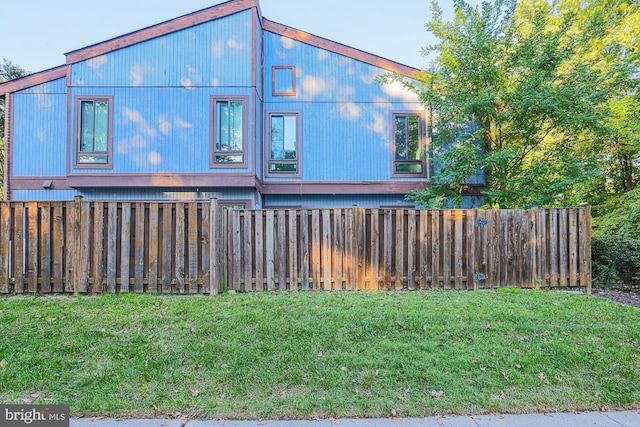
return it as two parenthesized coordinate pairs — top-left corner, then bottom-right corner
(0, 199), (591, 294)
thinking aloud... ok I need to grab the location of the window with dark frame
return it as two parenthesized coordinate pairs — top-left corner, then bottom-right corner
(392, 113), (424, 176)
(76, 97), (112, 167)
(267, 112), (300, 175)
(211, 96), (247, 167)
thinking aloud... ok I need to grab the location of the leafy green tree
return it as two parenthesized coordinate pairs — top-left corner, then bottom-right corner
(0, 59), (29, 198)
(384, 0), (640, 208)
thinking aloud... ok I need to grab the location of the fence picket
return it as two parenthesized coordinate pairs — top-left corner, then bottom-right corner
(0, 203), (10, 293)
(148, 203), (159, 293)
(51, 202), (65, 293)
(188, 203), (199, 293)
(106, 202), (117, 293)
(244, 210), (254, 291)
(322, 209), (332, 290)
(370, 209), (380, 290)
(419, 210), (429, 290)
(277, 210), (287, 291)
(407, 210), (416, 291)
(134, 203), (145, 293)
(254, 211), (264, 291)
(288, 210), (297, 291)
(311, 210), (320, 290)
(266, 210), (275, 290)
(120, 203), (132, 293)
(39, 202), (52, 293)
(300, 210), (310, 290)
(442, 210), (452, 289)
(454, 210), (463, 290)
(26, 202), (38, 293)
(395, 209), (405, 290)
(161, 203), (173, 294)
(13, 202), (24, 293)
(92, 202), (104, 293)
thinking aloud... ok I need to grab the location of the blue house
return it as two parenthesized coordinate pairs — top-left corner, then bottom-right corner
(0, 0), (444, 208)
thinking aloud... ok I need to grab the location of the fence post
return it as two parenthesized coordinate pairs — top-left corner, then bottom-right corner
(73, 196), (82, 296)
(585, 205), (592, 295)
(530, 207), (539, 289)
(209, 198), (219, 295)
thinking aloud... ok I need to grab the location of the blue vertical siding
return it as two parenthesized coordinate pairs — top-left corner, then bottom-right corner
(68, 87), (255, 174)
(12, 78), (68, 177)
(70, 11), (254, 88)
(263, 31), (426, 183)
(13, 187), (256, 203)
(264, 194), (417, 208)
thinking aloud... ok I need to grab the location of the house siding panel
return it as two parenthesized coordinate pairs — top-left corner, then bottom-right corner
(263, 31), (426, 183)
(69, 11), (254, 89)
(13, 187), (256, 203)
(11, 78), (68, 177)
(68, 87), (255, 174)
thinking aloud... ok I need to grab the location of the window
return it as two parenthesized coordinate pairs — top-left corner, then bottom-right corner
(75, 96), (113, 168)
(392, 112), (425, 176)
(210, 96), (248, 167)
(267, 111), (301, 176)
(272, 66), (296, 96)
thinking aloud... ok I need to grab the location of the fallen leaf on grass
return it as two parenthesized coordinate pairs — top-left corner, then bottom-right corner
(391, 409), (397, 417)
(30, 393), (39, 399)
(317, 351), (323, 358)
(502, 371), (509, 381)
(516, 364), (522, 369)
(539, 372), (549, 384)
(0, 359), (7, 368)
(431, 390), (444, 399)
(340, 367), (348, 372)
(191, 389), (199, 397)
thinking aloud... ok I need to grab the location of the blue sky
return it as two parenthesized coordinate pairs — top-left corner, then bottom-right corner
(0, 0), (480, 74)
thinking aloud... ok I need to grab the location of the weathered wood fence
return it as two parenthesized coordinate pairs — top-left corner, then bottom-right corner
(0, 199), (591, 294)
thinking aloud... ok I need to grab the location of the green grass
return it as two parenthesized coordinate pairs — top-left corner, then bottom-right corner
(0, 291), (639, 420)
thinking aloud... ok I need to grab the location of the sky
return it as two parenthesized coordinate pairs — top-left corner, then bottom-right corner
(0, 0), (481, 74)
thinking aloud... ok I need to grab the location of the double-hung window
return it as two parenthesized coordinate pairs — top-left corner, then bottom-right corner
(211, 96), (248, 167)
(392, 112), (425, 176)
(75, 96), (113, 168)
(266, 111), (301, 176)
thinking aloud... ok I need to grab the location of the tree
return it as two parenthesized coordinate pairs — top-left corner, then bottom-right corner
(0, 59), (29, 198)
(383, 0), (640, 208)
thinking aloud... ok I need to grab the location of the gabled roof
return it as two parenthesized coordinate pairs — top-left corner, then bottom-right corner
(0, 0), (422, 96)
(65, 0), (259, 64)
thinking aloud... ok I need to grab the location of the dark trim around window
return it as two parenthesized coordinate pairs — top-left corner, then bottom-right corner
(390, 110), (427, 178)
(74, 95), (114, 169)
(210, 95), (249, 169)
(265, 110), (302, 178)
(272, 66), (296, 97)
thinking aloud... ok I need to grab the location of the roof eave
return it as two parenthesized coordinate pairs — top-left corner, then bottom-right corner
(0, 65), (68, 94)
(263, 19), (424, 79)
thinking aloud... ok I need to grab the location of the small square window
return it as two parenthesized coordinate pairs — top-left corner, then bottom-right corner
(272, 66), (296, 96)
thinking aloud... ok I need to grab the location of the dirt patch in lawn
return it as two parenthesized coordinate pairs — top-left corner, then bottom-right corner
(592, 286), (640, 308)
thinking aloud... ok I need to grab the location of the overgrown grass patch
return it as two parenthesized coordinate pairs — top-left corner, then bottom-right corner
(0, 290), (638, 419)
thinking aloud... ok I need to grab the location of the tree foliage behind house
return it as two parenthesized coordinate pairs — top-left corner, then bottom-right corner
(391, 0), (639, 209)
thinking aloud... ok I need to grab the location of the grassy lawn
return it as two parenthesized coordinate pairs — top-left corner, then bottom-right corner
(0, 290), (639, 420)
